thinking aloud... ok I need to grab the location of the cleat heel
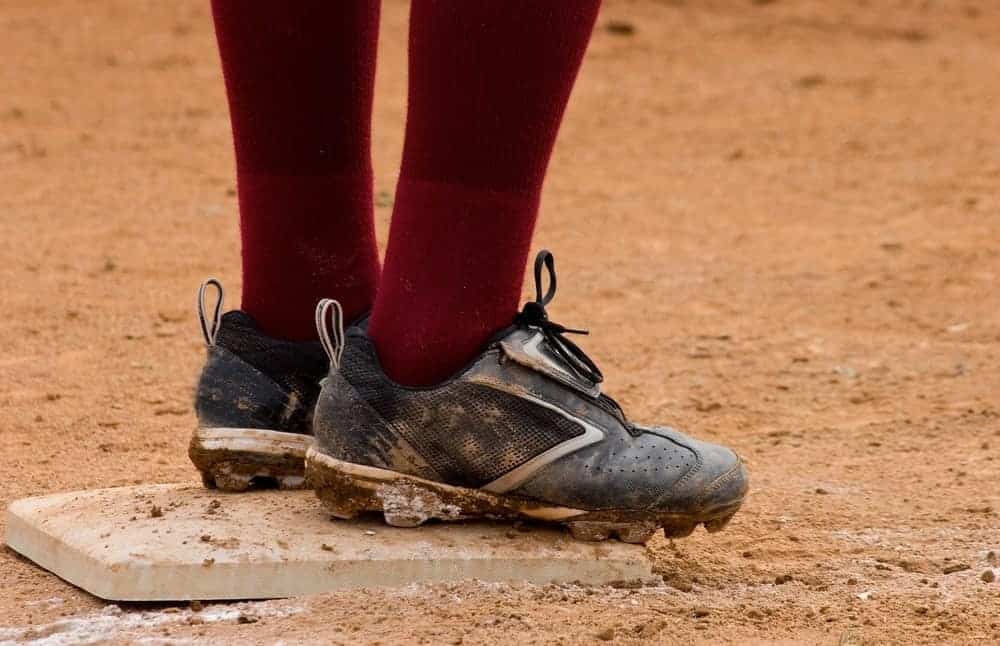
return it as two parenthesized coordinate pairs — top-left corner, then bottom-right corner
(200, 471), (217, 489)
(704, 512), (736, 533)
(615, 522), (658, 544)
(662, 523), (697, 539)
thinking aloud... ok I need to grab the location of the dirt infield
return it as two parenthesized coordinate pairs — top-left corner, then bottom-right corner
(2, 0), (998, 643)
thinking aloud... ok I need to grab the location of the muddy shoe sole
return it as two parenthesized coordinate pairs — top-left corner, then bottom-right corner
(189, 428), (314, 492)
(305, 448), (746, 544)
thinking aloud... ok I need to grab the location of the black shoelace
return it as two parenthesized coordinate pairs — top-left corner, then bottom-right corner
(514, 250), (604, 385)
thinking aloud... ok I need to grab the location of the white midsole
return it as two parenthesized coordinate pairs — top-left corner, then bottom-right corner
(305, 448), (587, 522)
(193, 427), (313, 458)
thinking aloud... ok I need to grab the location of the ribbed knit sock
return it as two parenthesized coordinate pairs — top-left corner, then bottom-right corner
(211, 1), (381, 340)
(368, 0), (601, 385)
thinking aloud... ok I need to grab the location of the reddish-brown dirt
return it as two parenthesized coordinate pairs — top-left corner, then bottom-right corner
(2, 0), (999, 643)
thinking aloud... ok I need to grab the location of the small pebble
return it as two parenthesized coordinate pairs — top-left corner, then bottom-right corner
(982, 570), (996, 583)
(595, 626), (615, 641)
(670, 580), (693, 593)
(604, 20), (635, 36)
(637, 620), (663, 638)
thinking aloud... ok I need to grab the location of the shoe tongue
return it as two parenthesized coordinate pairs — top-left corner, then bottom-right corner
(499, 328), (601, 399)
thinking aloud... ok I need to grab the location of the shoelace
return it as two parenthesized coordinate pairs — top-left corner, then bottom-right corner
(514, 250), (604, 385)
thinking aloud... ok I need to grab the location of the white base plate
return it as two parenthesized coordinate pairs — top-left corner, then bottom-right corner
(5, 484), (655, 601)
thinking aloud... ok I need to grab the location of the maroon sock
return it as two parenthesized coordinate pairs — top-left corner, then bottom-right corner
(368, 0), (601, 385)
(211, 1), (381, 341)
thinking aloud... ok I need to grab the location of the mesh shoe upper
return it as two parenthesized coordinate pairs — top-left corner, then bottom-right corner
(313, 327), (746, 513)
(195, 311), (328, 434)
(338, 336), (585, 488)
(214, 311), (328, 402)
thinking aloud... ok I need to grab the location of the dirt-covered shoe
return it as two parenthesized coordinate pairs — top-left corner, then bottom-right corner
(189, 279), (327, 491)
(305, 251), (749, 543)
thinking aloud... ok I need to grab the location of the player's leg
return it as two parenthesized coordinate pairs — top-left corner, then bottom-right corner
(367, 0), (601, 387)
(212, 0), (381, 339)
(190, 2), (381, 491)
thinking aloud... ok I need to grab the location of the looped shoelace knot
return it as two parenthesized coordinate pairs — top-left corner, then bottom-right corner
(514, 250), (604, 385)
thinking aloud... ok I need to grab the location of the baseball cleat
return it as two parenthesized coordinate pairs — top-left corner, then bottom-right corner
(189, 279), (327, 491)
(305, 251), (748, 542)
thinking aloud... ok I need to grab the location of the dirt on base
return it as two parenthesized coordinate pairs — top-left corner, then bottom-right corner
(2, 0), (999, 644)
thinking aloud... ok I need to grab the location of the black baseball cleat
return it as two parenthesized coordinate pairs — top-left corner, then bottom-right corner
(305, 251), (748, 543)
(189, 279), (327, 491)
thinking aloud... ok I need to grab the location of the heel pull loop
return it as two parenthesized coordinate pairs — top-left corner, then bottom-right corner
(315, 299), (345, 369)
(197, 278), (224, 346)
